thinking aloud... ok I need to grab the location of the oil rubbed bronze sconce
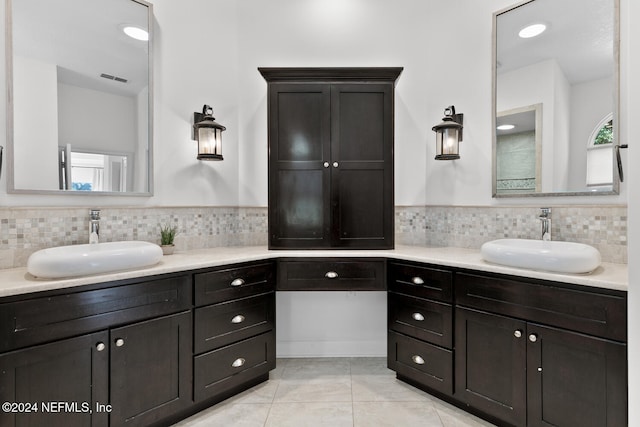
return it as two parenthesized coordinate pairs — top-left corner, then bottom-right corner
(193, 105), (226, 160)
(432, 105), (463, 160)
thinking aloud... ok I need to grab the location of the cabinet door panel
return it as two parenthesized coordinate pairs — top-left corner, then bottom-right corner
(527, 323), (627, 427)
(110, 311), (192, 427)
(0, 331), (108, 427)
(331, 84), (393, 248)
(272, 85), (329, 162)
(274, 169), (328, 242)
(455, 307), (526, 426)
(269, 83), (331, 248)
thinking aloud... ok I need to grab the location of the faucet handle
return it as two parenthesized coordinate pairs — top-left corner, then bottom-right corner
(539, 207), (551, 217)
(90, 209), (101, 220)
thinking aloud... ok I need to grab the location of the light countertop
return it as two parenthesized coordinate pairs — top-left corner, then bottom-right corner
(0, 245), (628, 298)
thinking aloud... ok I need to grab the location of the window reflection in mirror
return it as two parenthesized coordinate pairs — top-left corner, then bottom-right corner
(59, 146), (130, 192)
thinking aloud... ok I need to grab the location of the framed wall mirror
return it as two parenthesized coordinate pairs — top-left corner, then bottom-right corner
(492, 0), (620, 197)
(5, 0), (153, 195)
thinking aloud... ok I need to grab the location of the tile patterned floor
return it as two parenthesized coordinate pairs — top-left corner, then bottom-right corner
(173, 358), (497, 427)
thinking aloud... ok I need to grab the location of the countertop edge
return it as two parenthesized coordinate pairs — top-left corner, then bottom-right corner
(0, 245), (628, 298)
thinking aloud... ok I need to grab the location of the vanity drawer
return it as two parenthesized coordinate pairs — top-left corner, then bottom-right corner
(388, 261), (453, 302)
(388, 331), (453, 396)
(194, 292), (275, 354)
(388, 292), (452, 348)
(194, 261), (275, 306)
(0, 274), (190, 353)
(455, 272), (627, 341)
(194, 330), (276, 402)
(277, 258), (386, 291)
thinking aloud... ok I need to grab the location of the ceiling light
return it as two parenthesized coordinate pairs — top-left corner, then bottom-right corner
(123, 26), (149, 41)
(518, 23), (546, 39)
(497, 124), (515, 130)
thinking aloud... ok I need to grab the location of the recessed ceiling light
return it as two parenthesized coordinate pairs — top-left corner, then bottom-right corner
(123, 26), (149, 41)
(519, 23), (546, 39)
(497, 124), (515, 130)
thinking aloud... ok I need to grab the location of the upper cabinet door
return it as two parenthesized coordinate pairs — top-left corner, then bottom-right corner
(262, 67), (402, 250)
(268, 83), (332, 248)
(330, 84), (394, 248)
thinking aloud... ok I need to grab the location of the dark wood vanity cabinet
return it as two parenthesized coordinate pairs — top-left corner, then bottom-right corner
(193, 261), (276, 403)
(455, 272), (627, 427)
(260, 67), (402, 249)
(0, 274), (193, 427)
(387, 261), (454, 396)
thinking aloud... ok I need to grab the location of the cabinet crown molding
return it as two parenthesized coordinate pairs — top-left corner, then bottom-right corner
(259, 67), (403, 85)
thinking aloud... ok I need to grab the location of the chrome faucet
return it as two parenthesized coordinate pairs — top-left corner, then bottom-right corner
(89, 209), (101, 244)
(538, 208), (551, 241)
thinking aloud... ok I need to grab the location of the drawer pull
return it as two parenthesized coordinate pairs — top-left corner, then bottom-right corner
(231, 315), (245, 324)
(230, 278), (245, 287)
(232, 357), (246, 368)
(115, 338), (125, 347)
(325, 271), (339, 279)
(96, 342), (106, 352)
(514, 330), (523, 338)
(412, 312), (425, 321)
(412, 355), (425, 365)
(411, 277), (424, 285)
(529, 333), (538, 343)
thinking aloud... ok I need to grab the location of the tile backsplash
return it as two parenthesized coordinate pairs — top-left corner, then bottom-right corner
(0, 204), (627, 269)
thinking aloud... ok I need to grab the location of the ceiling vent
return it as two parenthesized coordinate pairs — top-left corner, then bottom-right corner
(100, 73), (128, 83)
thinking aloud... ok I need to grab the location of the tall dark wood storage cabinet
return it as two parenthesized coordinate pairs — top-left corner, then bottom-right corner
(260, 68), (402, 249)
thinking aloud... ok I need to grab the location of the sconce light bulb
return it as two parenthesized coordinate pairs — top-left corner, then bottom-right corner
(497, 124), (515, 130)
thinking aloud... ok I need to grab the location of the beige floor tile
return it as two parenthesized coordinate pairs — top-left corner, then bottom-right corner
(227, 379), (280, 404)
(172, 403), (271, 427)
(274, 377), (352, 402)
(348, 357), (396, 376)
(281, 357), (351, 380)
(266, 402), (353, 427)
(351, 374), (433, 402)
(353, 401), (443, 426)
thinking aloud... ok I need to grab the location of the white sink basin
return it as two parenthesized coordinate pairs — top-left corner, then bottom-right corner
(27, 241), (163, 279)
(480, 239), (601, 274)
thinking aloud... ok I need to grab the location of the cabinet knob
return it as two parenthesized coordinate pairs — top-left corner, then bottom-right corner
(231, 315), (245, 324)
(411, 277), (424, 285)
(96, 342), (106, 352)
(332, 162), (339, 168)
(514, 330), (523, 338)
(230, 278), (245, 287)
(411, 355), (425, 365)
(115, 338), (125, 347)
(232, 357), (246, 368)
(528, 333), (538, 343)
(412, 312), (425, 321)
(323, 162), (330, 168)
(325, 271), (339, 279)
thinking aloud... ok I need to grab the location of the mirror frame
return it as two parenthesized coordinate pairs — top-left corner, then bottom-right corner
(4, 0), (154, 196)
(491, 0), (620, 198)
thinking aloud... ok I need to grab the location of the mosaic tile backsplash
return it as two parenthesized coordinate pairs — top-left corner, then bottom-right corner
(0, 205), (627, 269)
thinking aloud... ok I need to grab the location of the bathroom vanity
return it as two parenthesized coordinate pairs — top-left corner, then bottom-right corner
(0, 247), (627, 427)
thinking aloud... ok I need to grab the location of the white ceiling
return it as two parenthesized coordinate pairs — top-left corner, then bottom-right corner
(496, 0), (614, 84)
(12, 0), (150, 97)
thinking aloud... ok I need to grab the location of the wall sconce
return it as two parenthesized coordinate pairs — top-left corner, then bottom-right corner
(193, 105), (226, 161)
(432, 105), (464, 160)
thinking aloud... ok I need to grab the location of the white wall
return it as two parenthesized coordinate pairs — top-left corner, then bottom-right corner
(13, 56), (59, 190)
(58, 83), (136, 153)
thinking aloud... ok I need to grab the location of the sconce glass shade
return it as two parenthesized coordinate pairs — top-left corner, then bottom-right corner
(432, 106), (463, 160)
(193, 105), (226, 161)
